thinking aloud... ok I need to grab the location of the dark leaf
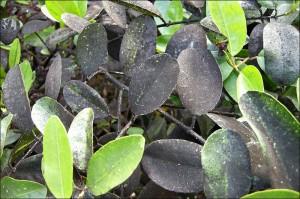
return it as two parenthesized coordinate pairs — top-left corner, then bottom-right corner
(63, 80), (109, 120)
(2, 66), (33, 132)
(263, 22), (299, 85)
(46, 27), (76, 49)
(0, 17), (22, 45)
(61, 13), (90, 33)
(248, 24), (265, 57)
(21, 20), (51, 35)
(102, 1), (127, 29)
(142, 139), (203, 193)
(138, 181), (178, 199)
(129, 54), (179, 115)
(77, 23), (108, 76)
(85, 2), (104, 20)
(120, 15), (156, 77)
(45, 54), (62, 99)
(239, 91), (300, 190)
(166, 24), (207, 58)
(201, 129), (252, 198)
(177, 48), (223, 115)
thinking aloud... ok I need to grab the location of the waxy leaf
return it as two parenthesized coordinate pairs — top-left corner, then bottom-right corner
(19, 60), (35, 94)
(263, 22), (299, 85)
(2, 65), (34, 131)
(21, 20), (51, 35)
(142, 139), (202, 193)
(42, 116), (73, 198)
(201, 129), (252, 198)
(45, 54), (62, 100)
(61, 13), (90, 33)
(77, 23), (108, 76)
(237, 65), (264, 101)
(8, 38), (21, 68)
(120, 15), (157, 77)
(63, 80), (109, 120)
(68, 108), (94, 171)
(239, 91), (300, 190)
(87, 135), (145, 196)
(248, 24), (265, 57)
(31, 97), (74, 133)
(0, 176), (47, 199)
(177, 48), (222, 115)
(208, 1), (247, 56)
(242, 189), (300, 199)
(0, 17), (22, 45)
(0, 113), (13, 157)
(46, 28), (76, 49)
(102, 1), (127, 28)
(129, 54), (179, 115)
(165, 24), (207, 58)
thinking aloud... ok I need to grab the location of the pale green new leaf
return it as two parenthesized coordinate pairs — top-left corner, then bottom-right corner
(87, 135), (145, 196)
(0, 113), (13, 157)
(242, 189), (299, 199)
(9, 38), (21, 68)
(19, 60), (35, 93)
(68, 108), (94, 171)
(208, 1), (247, 56)
(42, 116), (73, 198)
(0, 176), (47, 198)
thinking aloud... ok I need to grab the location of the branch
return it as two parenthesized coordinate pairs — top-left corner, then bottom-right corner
(157, 18), (201, 28)
(117, 115), (136, 138)
(117, 89), (123, 133)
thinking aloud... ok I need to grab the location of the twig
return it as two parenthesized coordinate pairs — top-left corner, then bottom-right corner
(208, 111), (242, 117)
(117, 90), (123, 133)
(190, 115), (197, 129)
(158, 108), (206, 144)
(34, 32), (51, 53)
(117, 115), (136, 138)
(157, 18), (201, 28)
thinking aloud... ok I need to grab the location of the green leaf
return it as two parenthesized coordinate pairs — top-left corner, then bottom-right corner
(0, 176), (47, 198)
(237, 65), (264, 101)
(87, 135), (145, 196)
(127, 127), (144, 135)
(0, 113), (13, 157)
(239, 91), (300, 189)
(297, 78), (300, 107)
(68, 108), (94, 171)
(8, 38), (21, 68)
(42, 116), (73, 198)
(224, 70), (239, 102)
(45, 0), (87, 23)
(19, 60), (35, 93)
(208, 1), (247, 56)
(242, 189), (300, 199)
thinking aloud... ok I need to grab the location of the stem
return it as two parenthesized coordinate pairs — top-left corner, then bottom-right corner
(158, 108), (206, 144)
(117, 115), (136, 138)
(35, 32), (51, 53)
(157, 18), (201, 28)
(117, 90), (123, 133)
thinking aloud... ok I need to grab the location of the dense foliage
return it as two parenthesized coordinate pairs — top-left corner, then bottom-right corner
(0, 0), (299, 198)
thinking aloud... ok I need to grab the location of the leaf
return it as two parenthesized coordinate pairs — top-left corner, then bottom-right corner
(177, 48), (223, 115)
(248, 23), (265, 57)
(224, 70), (239, 102)
(102, 1), (127, 29)
(0, 113), (13, 157)
(263, 22), (299, 85)
(45, 54), (62, 99)
(45, 0), (87, 23)
(120, 15), (157, 77)
(87, 135), (145, 196)
(42, 116), (73, 198)
(208, 1), (247, 56)
(8, 38), (21, 68)
(129, 54), (179, 115)
(31, 96), (74, 133)
(216, 56), (233, 81)
(0, 176), (47, 199)
(68, 108), (94, 171)
(127, 127), (144, 135)
(85, 2), (103, 20)
(4, 130), (21, 146)
(61, 13), (90, 33)
(0, 17), (22, 45)
(237, 65), (264, 101)
(242, 189), (300, 199)
(2, 65), (34, 131)
(77, 23), (108, 76)
(165, 24), (207, 58)
(19, 60), (35, 94)
(63, 80), (109, 120)
(21, 20), (52, 35)
(239, 91), (300, 189)
(142, 139), (202, 193)
(201, 129), (252, 198)
(46, 27), (76, 49)
(110, 0), (162, 18)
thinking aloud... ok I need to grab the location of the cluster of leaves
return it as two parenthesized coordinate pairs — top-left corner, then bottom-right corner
(0, 0), (300, 198)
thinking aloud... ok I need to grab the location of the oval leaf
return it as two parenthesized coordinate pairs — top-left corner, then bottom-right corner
(120, 15), (157, 77)
(0, 113), (13, 157)
(0, 176), (47, 199)
(45, 54), (62, 100)
(77, 23), (108, 76)
(102, 1), (127, 28)
(263, 22), (299, 85)
(166, 24), (207, 58)
(42, 116), (73, 198)
(46, 28), (76, 49)
(248, 23), (265, 57)
(242, 189), (300, 199)
(239, 91), (300, 189)
(31, 97), (74, 133)
(9, 38), (21, 68)
(237, 65), (264, 101)
(142, 139), (202, 193)
(63, 80), (109, 120)
(68, 108), (94, 171)
(87, 135), (145, 196)
(2, 65), (34, 131)
(0, 17), (22, 45)
(21, 20), (52, 35)
(177, 48), (223, 115)
(129, 54), (179, 115)
(61, 13), (90, 33)
(208, 1), (247, 56)
(201, 129), (252, 198)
